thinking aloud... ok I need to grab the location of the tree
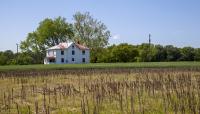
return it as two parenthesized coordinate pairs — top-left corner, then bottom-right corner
(165, 45), (181, 61)
(91, 44), (139, 63)
(137, 43), (154, 62)
(111, 43), (138, 62)
(20, 32), (45, 63)
(180, 47), (195, 61)
(90, 47), (105, 63)
(37, 17), (74, 47)
(20, 17), (74, 63)
(16, 53), (34, 65)
(194, 48), (200, 61)
(153, 45), (167, 62)
(0, 50), (15, 65)
(73, 12), (111, 49)
(4, 50), (15, 64)
(0, 52), (7, 65)
(98, 45), (117, 62)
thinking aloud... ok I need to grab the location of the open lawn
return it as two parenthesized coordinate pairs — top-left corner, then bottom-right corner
(0, 62), (200, 72)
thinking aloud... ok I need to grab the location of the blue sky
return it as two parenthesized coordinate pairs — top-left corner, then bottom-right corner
(0, 0), (200, 52)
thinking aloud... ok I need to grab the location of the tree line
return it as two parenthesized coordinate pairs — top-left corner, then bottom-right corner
(92, 43), (200, 63)
(1, 43), (200, 65)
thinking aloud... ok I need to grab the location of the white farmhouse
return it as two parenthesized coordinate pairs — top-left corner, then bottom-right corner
(44, 42), (90, 64)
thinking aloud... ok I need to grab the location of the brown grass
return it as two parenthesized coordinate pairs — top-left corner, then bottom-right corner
(0, 68), (200, 114)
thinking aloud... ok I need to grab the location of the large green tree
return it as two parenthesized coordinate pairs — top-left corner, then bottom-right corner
(20, 17), (74, 63)
(73, 12), (110, 49)
(37, 17), (74, 47)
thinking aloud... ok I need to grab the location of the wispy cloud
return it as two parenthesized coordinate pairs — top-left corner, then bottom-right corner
(112, 34), (121, 40)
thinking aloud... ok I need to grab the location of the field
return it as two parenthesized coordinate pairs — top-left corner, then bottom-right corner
(0, 62), (200, 72)
(1, 62), (200, 114)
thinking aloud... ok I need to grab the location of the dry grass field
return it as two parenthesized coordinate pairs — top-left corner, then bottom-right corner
(1, 67), (200, 114)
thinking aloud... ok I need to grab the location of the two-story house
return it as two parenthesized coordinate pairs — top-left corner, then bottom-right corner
(44, 42), (90, 64)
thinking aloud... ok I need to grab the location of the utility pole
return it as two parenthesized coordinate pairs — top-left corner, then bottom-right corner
(16, 43), (19, 54)
(16, 43), (19, 64)
(148, 34), (151, 47)
(148, 34), (151, 62)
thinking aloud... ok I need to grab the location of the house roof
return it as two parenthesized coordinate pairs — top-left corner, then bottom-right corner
(47, 42), (89, 50)
(75, 43), (90, 50)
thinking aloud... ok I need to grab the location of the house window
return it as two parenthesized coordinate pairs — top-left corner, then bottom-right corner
(82, 50), (85, 55)
(82, 58), (85, 63)
(72, 50), (75, 55)
(61, 50), (64, 55)
(61, 58), (64, 63)
(72, 58), (75, 62)
(72, 45), (74, 49)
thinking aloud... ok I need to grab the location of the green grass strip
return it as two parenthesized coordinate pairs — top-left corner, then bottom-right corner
(0, 62), (200, 72)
